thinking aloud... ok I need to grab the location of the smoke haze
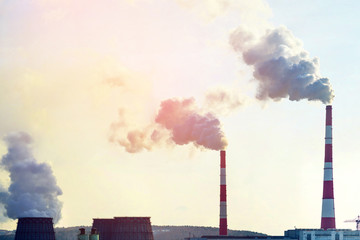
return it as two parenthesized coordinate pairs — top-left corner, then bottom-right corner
(176, 0), (272, 28)
(204, 87), (244, 116)
(230, 26), (334, 104)
(0, 132), (62, 223)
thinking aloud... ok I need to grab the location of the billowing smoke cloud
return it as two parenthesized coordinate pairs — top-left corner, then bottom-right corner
(0, 185), (9, 222)
(110, 98), (228, 152)
(230, 26), (334, 104)
(0, 132), (62, 223)
(155, 98), (227, 151)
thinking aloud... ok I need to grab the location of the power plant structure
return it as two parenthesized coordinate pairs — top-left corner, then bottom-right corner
(321, 105), (336, 230)
(9, 106), (360, 240)
(186, 105), (360, 240)
(13, 216), (152, 239)
(14, 217), (56, 240)
(78, 228), (99, 240)
(92, 217), (154, 240)
(219, 150), (228, 236)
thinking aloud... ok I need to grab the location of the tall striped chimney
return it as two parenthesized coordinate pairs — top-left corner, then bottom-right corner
(219, 150), (228, 236)
(321, 105), (336, 230)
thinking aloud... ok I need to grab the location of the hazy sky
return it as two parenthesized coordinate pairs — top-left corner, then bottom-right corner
(1, 0), (360, 235)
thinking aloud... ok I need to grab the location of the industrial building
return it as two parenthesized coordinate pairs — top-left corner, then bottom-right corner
(14, 217), (56, 240)
(285, 229), (360, 240)
(185, 229), (360, 240)
(92, 217), (154, 240)
(186, 106), (360, 240)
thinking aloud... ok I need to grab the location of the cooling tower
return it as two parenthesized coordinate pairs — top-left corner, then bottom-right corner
(321, 105), (336, 230)
(219, 150), (228, 236)
(14, 217), (55, 240)
(92, 217), (154, 240)
(93, 219), (113, 240)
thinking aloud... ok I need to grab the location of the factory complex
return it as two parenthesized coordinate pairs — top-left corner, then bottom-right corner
(11, 106), (360, 240)
(186, 106), (360, 240)
(187, 229), (360, 240)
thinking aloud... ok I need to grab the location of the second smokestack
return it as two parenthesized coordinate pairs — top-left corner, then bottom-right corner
(219, 150), (227, 235)
(321, 105), (336, 230)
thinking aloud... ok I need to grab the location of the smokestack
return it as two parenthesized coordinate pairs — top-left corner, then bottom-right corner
(219, 150), (227, 235)
(321, 105), (336, 230)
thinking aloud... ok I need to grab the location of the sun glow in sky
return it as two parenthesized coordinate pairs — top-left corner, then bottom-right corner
(1, 0), (360, 235)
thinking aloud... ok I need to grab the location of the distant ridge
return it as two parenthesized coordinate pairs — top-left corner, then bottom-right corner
(152, 225), (266, 240)
(0, 225), (266, 240)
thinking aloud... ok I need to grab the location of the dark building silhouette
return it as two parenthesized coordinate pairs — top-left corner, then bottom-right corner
(15, 217), (55, 240)
(92, 217), (154, 240)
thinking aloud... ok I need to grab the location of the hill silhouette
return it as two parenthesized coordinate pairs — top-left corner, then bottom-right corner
(0, 225), (266, 240)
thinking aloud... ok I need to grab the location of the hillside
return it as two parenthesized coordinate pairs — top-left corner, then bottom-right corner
(152, 226), (266, 240)
(0, 225), (266, 240)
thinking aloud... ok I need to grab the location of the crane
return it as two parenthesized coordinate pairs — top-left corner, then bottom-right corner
(344, 215), (360, 230)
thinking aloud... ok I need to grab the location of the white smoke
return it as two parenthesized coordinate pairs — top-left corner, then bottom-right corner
(230, 26), (334, 104)
(0, 132), (63, 223)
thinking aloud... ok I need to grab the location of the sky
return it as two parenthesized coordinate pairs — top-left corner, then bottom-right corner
(0, 0), (360, 236)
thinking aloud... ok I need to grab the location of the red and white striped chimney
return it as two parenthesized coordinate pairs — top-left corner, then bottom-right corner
(321, 105), (336, 230)
(219, 150), (227, 236)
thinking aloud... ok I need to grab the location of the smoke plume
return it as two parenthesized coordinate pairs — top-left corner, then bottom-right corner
(0, 132), (63, 223)
(110, 98), (228, 152)
(155, 98), (227, 151)
(230, 26), (334, 104)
